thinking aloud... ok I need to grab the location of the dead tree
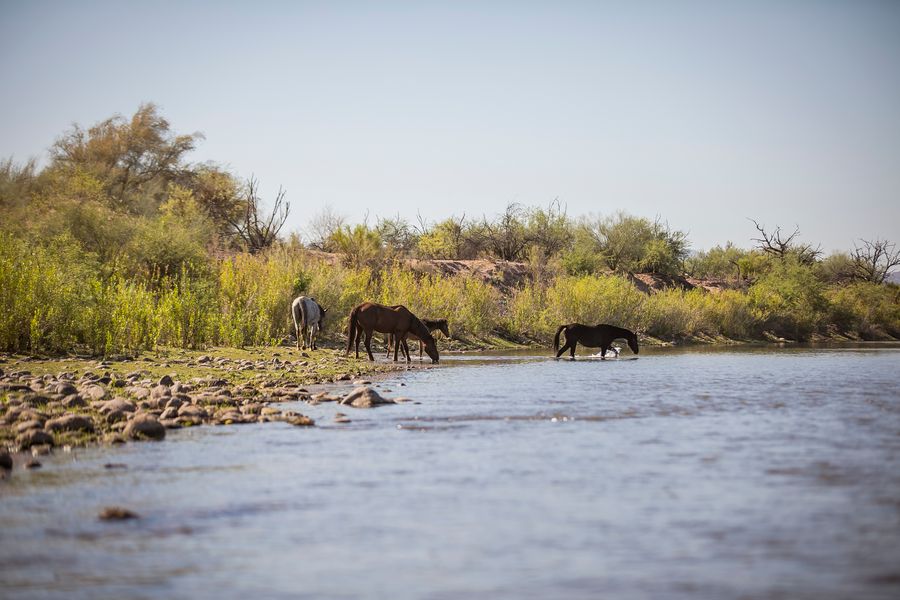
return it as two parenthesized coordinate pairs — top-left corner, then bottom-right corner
(225, 176), (290, 253)
(851, 239), (900, 284)
(749, 219), (821, 265)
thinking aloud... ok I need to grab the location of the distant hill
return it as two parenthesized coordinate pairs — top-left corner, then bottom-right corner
(888, 271), (900, 285)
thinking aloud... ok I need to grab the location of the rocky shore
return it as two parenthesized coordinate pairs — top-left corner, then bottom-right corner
(1, 346), (421, 475)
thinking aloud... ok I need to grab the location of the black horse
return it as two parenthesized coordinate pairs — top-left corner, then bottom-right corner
(553, 323), (639, 359)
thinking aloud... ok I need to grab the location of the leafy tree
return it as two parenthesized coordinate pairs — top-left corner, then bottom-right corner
(685, 242), (747, 280)
(525, 200), (572, 258)
(48, 103), (202, 213)
(327, 224), (383, 268)
(480, 203), (529, 261)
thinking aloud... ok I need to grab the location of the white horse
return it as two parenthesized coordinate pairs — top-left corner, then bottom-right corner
(291, 296), (327, 350)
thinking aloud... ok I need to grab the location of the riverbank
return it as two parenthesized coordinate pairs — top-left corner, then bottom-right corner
(0, 345), (426, 471)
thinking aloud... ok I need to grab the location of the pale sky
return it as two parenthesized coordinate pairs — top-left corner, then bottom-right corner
(2, 0), (899, 252)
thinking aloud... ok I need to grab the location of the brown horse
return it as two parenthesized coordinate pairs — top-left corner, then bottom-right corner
(553, 323), (639, 359)
(385, 317), (449, 359)
(346, 302), (439, 363)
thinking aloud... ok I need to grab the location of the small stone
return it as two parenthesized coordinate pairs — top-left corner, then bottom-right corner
(123, 415), (166, 440)
(340, 386), (394, 408)
(158, 374), (174, 387)
(16, 429), (54, 448)
(25, 459), (41, 469)
(44, 414), (95, 433)
(99, 507), (139, 520)
(62, 394), (86, 408)
(150, 384), (171, 399)
(104, 463), (127, 469)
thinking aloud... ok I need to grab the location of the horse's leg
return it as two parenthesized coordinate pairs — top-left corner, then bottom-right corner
(364, 330), (375, 361)
(393, 334), (401, 362)
(355, 326), (362, 359)
(385, 333), (392, 358)
(569, 340), (577, 358)
(418, 340), (423, 359)
(296, 324), (301, 350)
(402, 337), (411, 363)
(311, 324), (318, 350)
(555, 343), (568, 358)
(600, 344), (608, 359)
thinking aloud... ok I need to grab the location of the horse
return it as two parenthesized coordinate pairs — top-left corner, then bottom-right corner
(291, 296), (327, 350)
(384, 317), (449, 359)
(553, 323), (639, 359)
(345, 302), (439, 363)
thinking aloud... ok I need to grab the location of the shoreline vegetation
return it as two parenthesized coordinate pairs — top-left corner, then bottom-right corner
(2, 103), (899, 459)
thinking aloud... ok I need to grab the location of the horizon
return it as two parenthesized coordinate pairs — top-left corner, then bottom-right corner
(2, 0), (899, 253)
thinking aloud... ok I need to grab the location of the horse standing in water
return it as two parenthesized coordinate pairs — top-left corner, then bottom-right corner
(346, 302), (439, 363)
(291, 296), (327, 350)
(385, 317), (450, 359)
(553, 323), (639, 359)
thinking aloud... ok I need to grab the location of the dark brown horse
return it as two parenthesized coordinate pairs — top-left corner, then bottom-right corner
(385, 317), (449, 359)
(553, 323), (639, 359)
(346, 302), (439, 363)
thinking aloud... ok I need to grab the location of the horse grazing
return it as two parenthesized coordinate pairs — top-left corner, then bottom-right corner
(385, 317), (449, 359)
(553, 323), (639, 359)
(346, 302), (439, 363)
(291, 296), (327, 350)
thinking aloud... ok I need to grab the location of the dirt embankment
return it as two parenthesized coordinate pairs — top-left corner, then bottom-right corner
(309, 249), (740, 295)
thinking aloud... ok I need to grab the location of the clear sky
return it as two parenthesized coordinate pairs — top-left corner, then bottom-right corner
(1, 0), (899, 252)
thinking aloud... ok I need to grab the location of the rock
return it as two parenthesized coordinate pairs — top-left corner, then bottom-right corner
(62, 394), (86, 408)
(285, 414), (315, 427)
(101, 397), (136, 414)
(158, 374), (175, 387)
(82, 384), (107, 401)
(16, 429), (54, 448)
(16, 419), (43, 434)
(98, 506), (139, 520)
(54, 382), (78, 396)
(25, 459), (41, 469)
(334, 413), (351, 424)
(104, 463), (128, 469)
(159, 419), (182, 429)
(130, 387), (151, 400)
(123, 415), (166, 440)
(178, 405), (208, 419)
(352, 380), (372, 385)
(44, 414), (95, 433)
(150, 384), (171, 399)
(159, 407), (179, 420)
(393, 397), (413, 403)
(0, 451), (12, 470)
(340, 386), (395, 408)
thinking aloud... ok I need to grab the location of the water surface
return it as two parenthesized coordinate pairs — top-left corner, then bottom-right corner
(2, 346), (899, 599)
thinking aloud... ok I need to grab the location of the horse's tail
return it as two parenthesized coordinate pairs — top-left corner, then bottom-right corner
(553, 324), (567, 351)
(345, 305), (360, 355)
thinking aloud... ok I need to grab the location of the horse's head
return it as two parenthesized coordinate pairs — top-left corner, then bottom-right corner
(628, 332), (639, 355)
(436, 319), (450, 339)
(422, 332), (440, 364)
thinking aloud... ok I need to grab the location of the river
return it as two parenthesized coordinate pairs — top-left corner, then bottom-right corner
(2, 345), (899, 599)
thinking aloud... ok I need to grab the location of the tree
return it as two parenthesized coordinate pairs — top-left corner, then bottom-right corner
(480, 203), (529, 261)
(306, 206), (346, 250)
(749, 219), (821, 265)
(222, 177), (290, 253)
(851, 239), (900, 284)
(49, 103), (202, 213)
(525, 200), (572, 258)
